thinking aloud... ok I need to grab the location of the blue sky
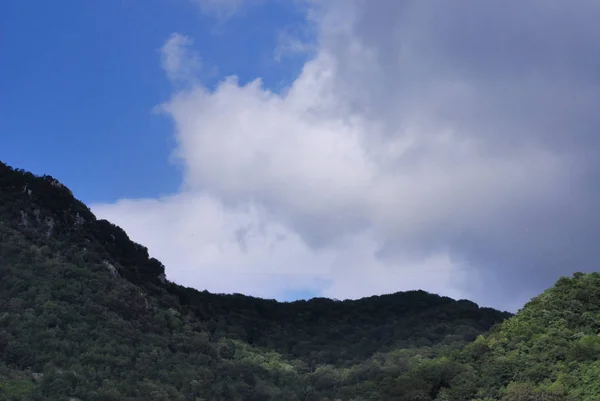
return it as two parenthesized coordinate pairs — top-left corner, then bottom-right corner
(1, 0), (307, 204)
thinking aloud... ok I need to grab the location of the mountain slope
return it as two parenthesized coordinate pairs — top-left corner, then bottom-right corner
(169, 284), (509, 367)
(0, 160), (512, 400)
(446, 272), (600, 401)
(296, 273), (600, 401)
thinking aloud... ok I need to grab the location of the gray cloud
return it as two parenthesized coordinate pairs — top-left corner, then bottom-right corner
(314, 0), (600, 307)
(94, 0), (600, 312)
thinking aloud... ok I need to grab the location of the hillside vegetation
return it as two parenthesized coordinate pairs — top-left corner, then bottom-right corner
(1, 160), (599, 400)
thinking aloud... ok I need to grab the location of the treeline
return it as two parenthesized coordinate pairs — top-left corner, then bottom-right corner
(2, 160), (599, 400)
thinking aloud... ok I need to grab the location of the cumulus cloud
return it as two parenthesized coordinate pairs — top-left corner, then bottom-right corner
(93, 0), (600, 312)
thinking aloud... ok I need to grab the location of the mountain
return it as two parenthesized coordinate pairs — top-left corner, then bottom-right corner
(1, 160), (596, 400)
(446, 272), (600, 401)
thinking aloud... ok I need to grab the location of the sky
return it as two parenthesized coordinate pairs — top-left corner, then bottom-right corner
(2, 0), (600, 312)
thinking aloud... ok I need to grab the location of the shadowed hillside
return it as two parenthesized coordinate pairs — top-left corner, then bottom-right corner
(3, 160), (598, 400)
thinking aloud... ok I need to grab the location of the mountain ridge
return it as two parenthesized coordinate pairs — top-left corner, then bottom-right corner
(0, 160), (507, 312)
(2, 159), (598, 401)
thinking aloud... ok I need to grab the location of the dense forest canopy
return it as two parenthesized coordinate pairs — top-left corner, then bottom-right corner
(1, 160), (599, 400)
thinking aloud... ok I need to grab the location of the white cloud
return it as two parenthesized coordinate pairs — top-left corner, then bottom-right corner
(160, 33), (201, 85)
(92, 192), (470, 302)
(93, 193), (333, 299)
(93, 1), (600, 312)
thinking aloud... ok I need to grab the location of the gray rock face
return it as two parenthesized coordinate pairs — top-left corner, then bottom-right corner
(103, 260), (120, 278)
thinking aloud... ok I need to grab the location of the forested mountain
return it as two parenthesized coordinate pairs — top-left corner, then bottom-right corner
(0, 160), (598, 401)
